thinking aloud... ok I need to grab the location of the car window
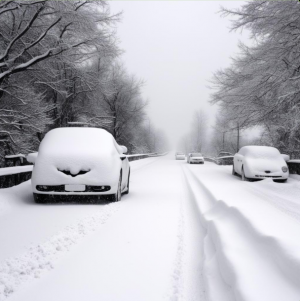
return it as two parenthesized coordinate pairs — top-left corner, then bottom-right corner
(191, 153), (202, 157)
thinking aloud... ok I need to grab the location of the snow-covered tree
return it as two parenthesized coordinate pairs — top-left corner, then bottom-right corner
(0, 0), (120, 164)
(211, 1), (300, 157)
(189, 110), (207, 152)
(100, 63), (148, 152)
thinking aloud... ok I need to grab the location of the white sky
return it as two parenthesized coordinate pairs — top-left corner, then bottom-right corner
(109, 1), (248, 147)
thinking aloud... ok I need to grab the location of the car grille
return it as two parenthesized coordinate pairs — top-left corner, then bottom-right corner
(36, 185), (110, 192)
(255, 175), (281, 178)
(57, 169), (90, 177)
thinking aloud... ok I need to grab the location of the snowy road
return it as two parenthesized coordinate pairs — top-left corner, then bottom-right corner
(1, 155), (300, 301)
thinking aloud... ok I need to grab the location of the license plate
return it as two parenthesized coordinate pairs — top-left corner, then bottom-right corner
(65, 184), (86, 192)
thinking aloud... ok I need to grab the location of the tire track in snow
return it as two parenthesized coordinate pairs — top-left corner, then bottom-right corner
(0, 203), (119, 301)
(168, 197), (185, 301)
(179, 168), (207, 301)
(167, 165), (207, 301)
(245, 179), (300, 223)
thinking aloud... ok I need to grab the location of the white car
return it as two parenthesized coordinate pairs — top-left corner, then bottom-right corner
(187, 153), (204, 164)
(30, 127), (130, 203)
(175, 152), (185, 160)
(232, 146), (288, 182)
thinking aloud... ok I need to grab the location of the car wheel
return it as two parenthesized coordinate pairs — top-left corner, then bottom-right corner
(116, 173), (122, 201)
(232, 165), (237, 176)
(241, 167), (248, 181)
(274, 179), (287, 183)
(107, 173), (122, 202)
(124, 170), (130, 195)
(33, 193), (48, 203)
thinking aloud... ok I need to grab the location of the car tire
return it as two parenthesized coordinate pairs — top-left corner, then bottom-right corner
(232, 165), (237, 176)
(105, 173), (122, 202)
(115, 173), (123, 202)
(124, 170), (130, 195)
(241, 167), (248, 181)
(33, 193), (48, 203)
(274, 179), (287, 183)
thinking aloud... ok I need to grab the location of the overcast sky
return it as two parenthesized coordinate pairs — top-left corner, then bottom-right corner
(109, 1), (248, 147)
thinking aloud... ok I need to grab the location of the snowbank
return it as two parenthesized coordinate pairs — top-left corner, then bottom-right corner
(184, 163), (300, 300)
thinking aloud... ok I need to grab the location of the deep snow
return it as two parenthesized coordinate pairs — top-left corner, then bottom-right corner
(0, 156), (205, 301)
(184, 161), (300, 301)
(1, 155), (300, 301)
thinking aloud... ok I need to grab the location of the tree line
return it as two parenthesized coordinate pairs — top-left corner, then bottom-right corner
(210, 1), (300, 158)
(0, 0), (166, 167)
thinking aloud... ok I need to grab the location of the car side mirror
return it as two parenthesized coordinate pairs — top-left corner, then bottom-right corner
(281, 154), (290, 162)
(26, 152), (38, 164)
(120, 155), (127, 161)
(120, 146), (128, 154)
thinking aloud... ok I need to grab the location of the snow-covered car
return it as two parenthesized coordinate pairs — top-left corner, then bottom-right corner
(232, 146), (289, 182)
(217, 151), (233, 157)
(216, 151), (234, 165)
(31, 128), (130, 203)
(187, 153), (204, 164)
(175, 152), (185, 160)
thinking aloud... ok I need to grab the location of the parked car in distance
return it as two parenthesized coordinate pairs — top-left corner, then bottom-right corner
(187, 153), (204, 164)
(215, 151), (234, 165)
(232, 146), (288, 182)
(175, 152), (186, 160)
(217, 151), (233, 158)
(31, 127), (130, 203)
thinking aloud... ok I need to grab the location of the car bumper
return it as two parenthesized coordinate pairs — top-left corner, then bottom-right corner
(253, 174), (288, 179)
(33, 193), (115, 203)
(247, 172), (289, 180)
(32, 183), (118, 195)
(190, 159), (204, 163)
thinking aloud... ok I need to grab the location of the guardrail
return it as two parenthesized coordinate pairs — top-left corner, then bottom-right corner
(203, 157), (217, 164)
(0, 152), (166, 189)
(0, 165), (33, 189)
(287, 160), (300, 175)
(126, 153), (159, 162)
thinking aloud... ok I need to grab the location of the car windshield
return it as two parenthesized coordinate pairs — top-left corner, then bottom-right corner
(240, 146), (280, 159)
(191, 153), (202, 157)
(39, 128), (120, 158)
(218, 152), (232, 157)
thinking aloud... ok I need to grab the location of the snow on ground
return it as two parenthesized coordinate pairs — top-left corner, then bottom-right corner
(1, 155), (300, 301)
(184, 161), (300, 301)
(0, 156), (205, 301)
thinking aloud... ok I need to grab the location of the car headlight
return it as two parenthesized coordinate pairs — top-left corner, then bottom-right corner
(282, 166), (288, 173)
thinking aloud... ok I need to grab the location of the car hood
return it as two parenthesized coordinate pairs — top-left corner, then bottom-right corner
(244, 157), (287, 173)
(32, 151), (121, 185)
